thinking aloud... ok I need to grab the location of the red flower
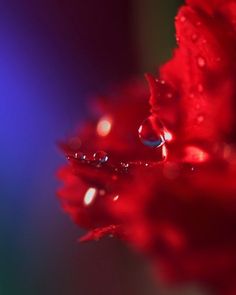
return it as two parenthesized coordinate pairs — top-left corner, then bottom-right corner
(58, 0), (236, 294)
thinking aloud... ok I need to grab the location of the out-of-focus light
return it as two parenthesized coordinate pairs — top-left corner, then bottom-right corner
(84, 188), (97, 206)
(97, 116), (112, 137)
(184, 146), (209, 163)
(113, 195), (119, 201)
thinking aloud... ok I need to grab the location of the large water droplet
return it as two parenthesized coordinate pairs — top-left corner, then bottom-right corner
(93, 151), (109, 163)
(138, 116), (165, 148)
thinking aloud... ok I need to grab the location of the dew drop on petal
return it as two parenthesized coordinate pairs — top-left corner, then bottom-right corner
(74, 152), (83, 159)
(93, 151), (109, 163)
(180, 15), (186, 22)
(138, 116), (165, 148)
(84, 187), (97, 206)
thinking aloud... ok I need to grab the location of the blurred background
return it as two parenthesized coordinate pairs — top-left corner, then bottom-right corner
(0, 0), (207, 294)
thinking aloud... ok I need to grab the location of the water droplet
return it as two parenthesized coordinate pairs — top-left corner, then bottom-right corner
(197, 56), (206, 68)
(138, 116), (165, 148)
(74, 152), (83, 159)
(93, 151), (109, 163)
(120, 162), (129, 168)
(84, 187), (97, 206)
(81, 154), (87, 161)
(180, 16), (186, 22)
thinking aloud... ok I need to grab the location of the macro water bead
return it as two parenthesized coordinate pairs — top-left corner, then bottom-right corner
(138, 116), (165, 148)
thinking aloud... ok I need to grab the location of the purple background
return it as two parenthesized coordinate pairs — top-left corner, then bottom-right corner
(0, 1), (200, 294)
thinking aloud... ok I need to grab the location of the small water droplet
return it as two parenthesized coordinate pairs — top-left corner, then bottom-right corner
(138, 116), (165, 148)
(197, 56), (206, 68)
(180, 16), (186, 22)
(93, 151), (109, 163)
(121, 162), (129, 168)
(81, 154), (87, 161)
(74, 152), (83, 159)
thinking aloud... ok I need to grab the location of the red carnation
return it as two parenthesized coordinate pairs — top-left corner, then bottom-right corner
(57, 0), (236, 294)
